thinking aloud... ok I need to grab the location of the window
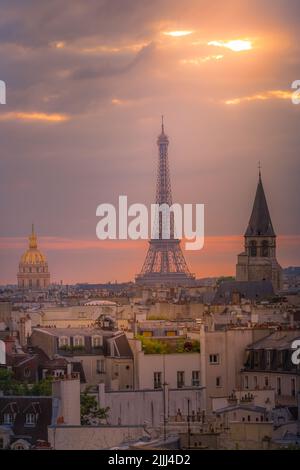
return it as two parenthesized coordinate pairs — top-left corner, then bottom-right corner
(266, 350), (271, 368)
(59, 336), (69, 347)
(13, 442), (26, 450)
(24, 367), (30, 378)
(143, 331), (153, 338)
(209, 354), (220, 365)
(192, 370), (200, 387)
(276, 377), (281, 396)
(291, 378), (296, 397)
(96, 359), (105, 374)
(25, 413), (36, 426)
(3, 413), (13, 425)
(73, 336), (84, 347)
(261, 240), (269, 257)
(216, 376), (222, 388)
(250, 240), (257, 257)
(244, 375), (249, 389)
(254, 351), (259, 367)
(254, 376), (258, 388)
(92, 335), (102, 348)
(264, 376), (269, 388)
(154, 372), (162, 389)
(177, 371), (185, 388)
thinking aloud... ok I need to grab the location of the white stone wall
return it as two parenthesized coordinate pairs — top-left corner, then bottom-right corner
(48, 425), (146, 450)
(98, 386), (204, 427)
(135, 350), (201, 389)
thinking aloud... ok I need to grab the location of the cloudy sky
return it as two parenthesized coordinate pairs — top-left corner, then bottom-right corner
(0, 0), (299, 284)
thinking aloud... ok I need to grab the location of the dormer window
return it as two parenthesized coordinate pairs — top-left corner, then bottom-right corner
(92, 335), (102, 348)
(59, 336), (69, 348)
(3, 413), (14, 425)
(25, 413), (36, 426)
(266, 350), (271, 368)
(278, 350), (284, 367)
(73, 336), (84, 347)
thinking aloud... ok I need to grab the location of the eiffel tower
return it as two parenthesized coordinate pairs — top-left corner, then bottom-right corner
(135, 118), (195, 286)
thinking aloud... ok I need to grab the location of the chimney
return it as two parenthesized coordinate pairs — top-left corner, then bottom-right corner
(52, 375), (81, 426)
(4, 336), (15, 355)
(98, 383), (106, 409)
(67, 362), (72, 378)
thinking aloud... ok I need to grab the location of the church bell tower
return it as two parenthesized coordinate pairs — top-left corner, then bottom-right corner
(236, 169), (283, 291)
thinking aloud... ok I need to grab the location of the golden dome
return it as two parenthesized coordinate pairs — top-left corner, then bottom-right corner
(20, 224), (47, 265)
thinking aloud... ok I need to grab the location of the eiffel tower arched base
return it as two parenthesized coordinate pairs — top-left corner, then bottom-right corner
(135, 239), (196, 287)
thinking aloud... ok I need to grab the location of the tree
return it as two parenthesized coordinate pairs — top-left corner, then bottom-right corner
(80, 387), (110, 425)
(0, 368), (28, 395)
(0, 368), (52, 396)
(30, 376), (53, 396)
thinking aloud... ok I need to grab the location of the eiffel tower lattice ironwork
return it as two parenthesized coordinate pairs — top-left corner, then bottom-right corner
(135, 118), (195, 286)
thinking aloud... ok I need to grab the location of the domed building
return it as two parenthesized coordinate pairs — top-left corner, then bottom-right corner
(17, 225), (50, 289)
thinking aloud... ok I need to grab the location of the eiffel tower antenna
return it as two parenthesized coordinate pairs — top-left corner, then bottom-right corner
(136, 118), (195, 286)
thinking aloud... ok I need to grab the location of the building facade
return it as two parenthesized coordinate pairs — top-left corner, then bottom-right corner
(30, 328), (134, 390)
(241, 330), (300, 407)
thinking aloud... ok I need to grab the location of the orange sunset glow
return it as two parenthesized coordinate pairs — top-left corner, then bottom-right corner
(0, 0), (299, 285)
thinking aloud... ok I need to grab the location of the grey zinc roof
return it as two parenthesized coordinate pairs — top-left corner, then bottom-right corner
(213, 280), (274, 304)
(114, 334), (133, 357)
(215, 404), (267, 414)
(245, 173), (276, 237)
(32, 327), (114, 337)
(247, 330), (300, 350)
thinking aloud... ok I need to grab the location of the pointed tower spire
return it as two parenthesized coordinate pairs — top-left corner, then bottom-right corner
(29, 223), (38, 249)
(245, 170), (275, 237)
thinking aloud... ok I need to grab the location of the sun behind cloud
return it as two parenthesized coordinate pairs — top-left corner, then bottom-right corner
(208, 39), (253, 52)
(163, 30), (194, 37)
